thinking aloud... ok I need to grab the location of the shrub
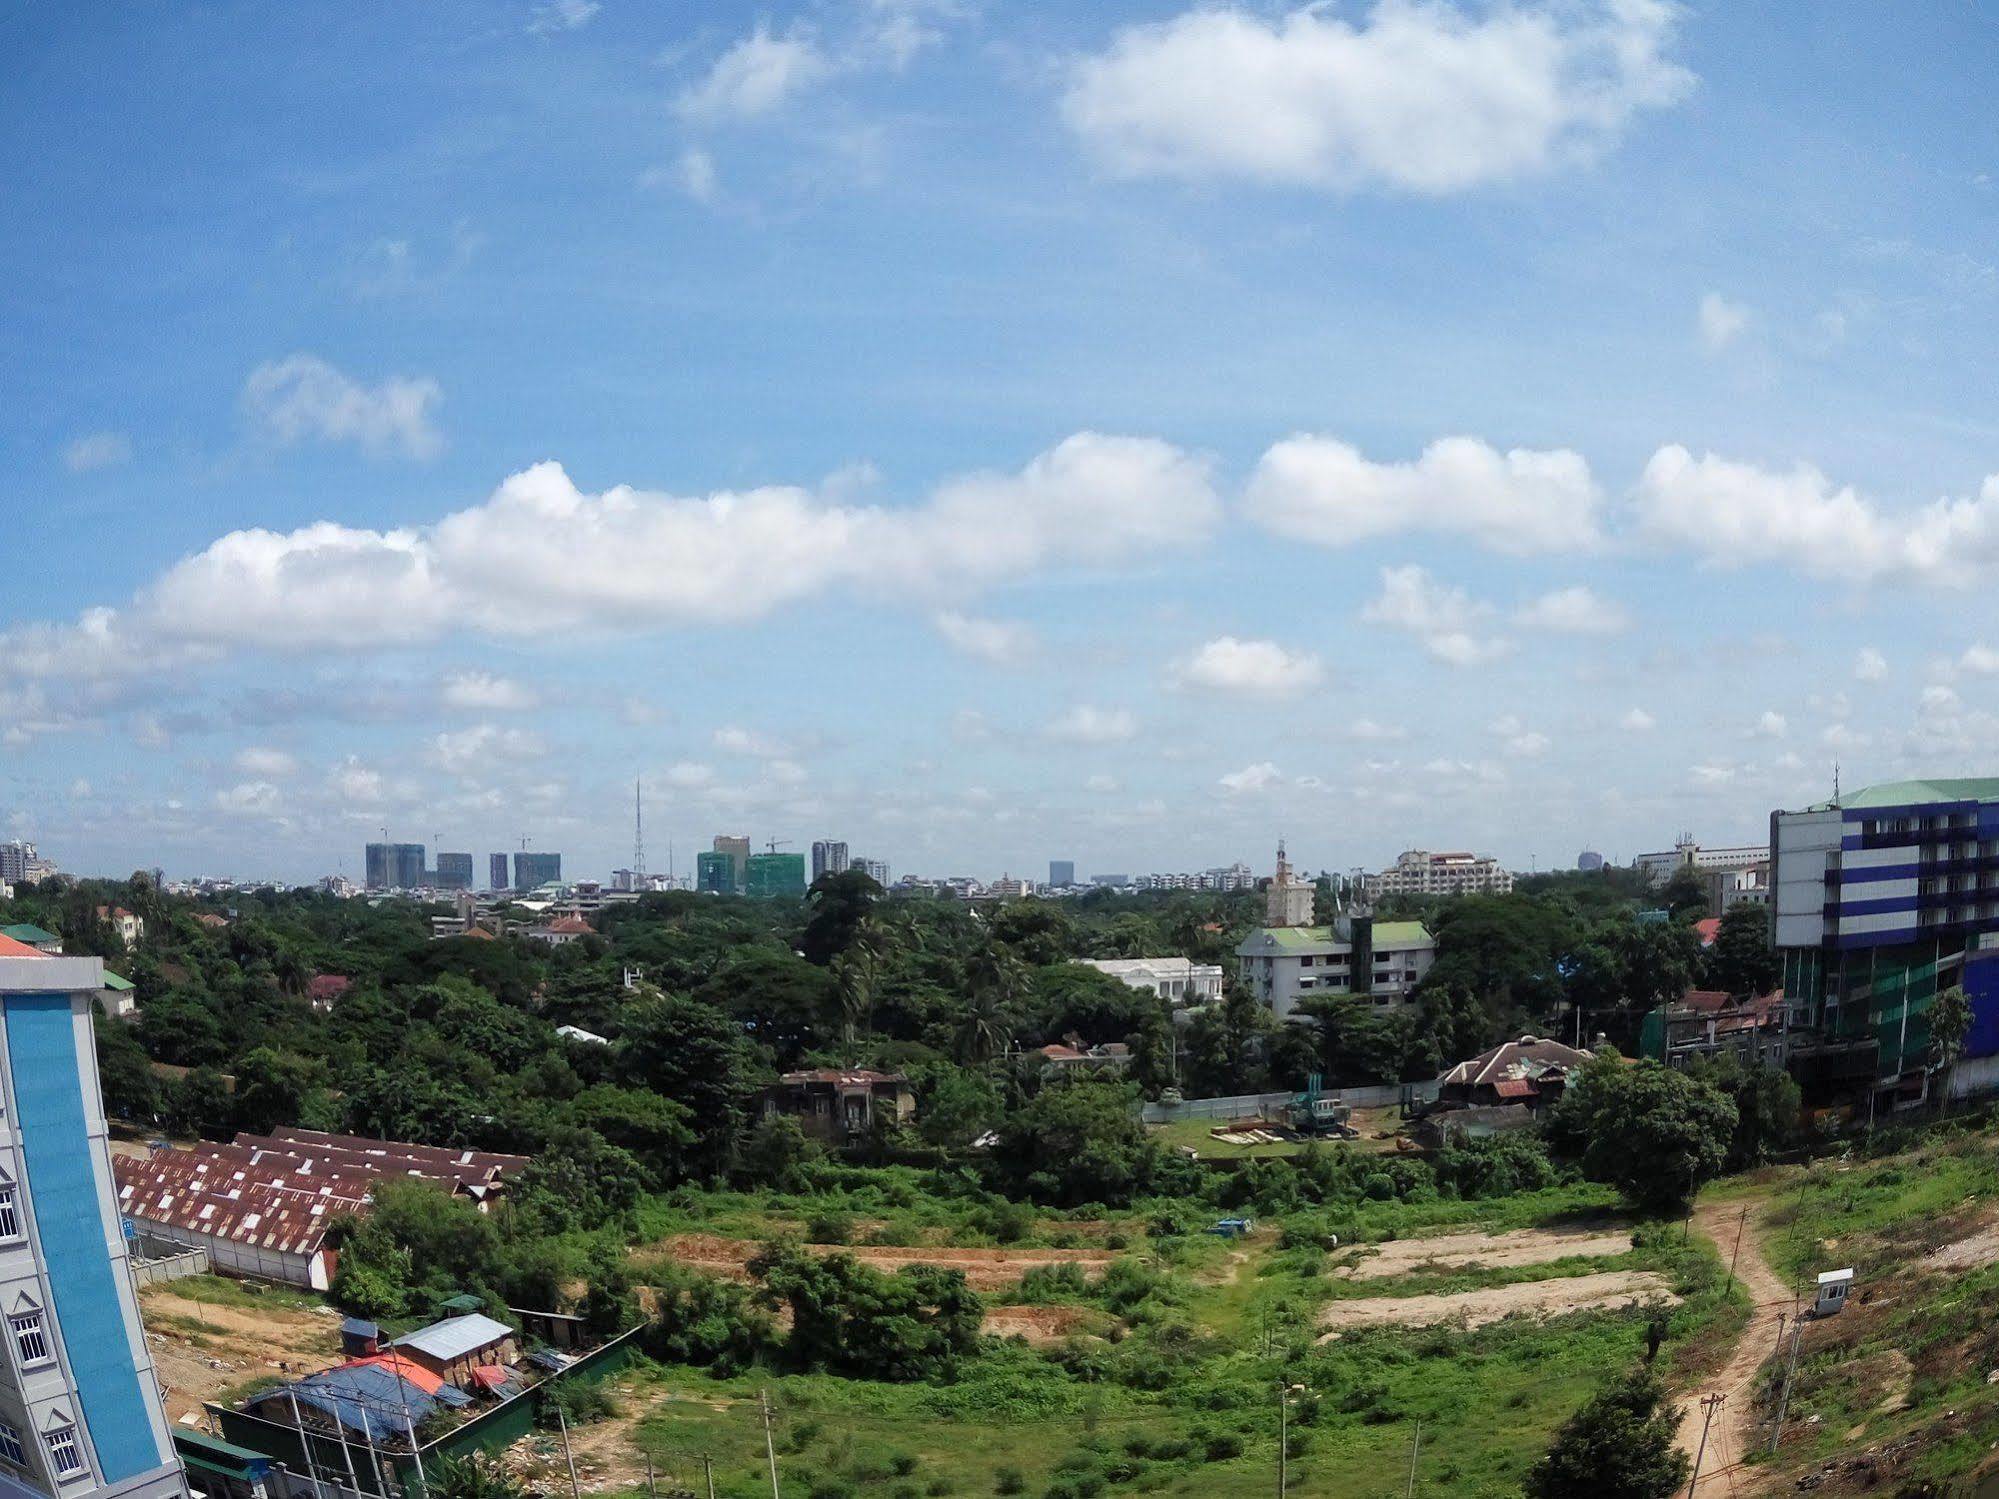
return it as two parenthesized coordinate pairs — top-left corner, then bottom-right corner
(995, 1468), (1025, 1495)
(806, 1210), (855, 1245)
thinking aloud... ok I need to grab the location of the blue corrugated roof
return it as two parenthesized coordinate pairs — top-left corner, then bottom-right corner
(278, 1365), (439, 1440)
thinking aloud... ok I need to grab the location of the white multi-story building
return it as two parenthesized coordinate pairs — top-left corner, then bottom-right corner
(1364, 850), (1514, 899)
(0, 937), (187, 1499)
(1237, 918), (1438, 1020)
(1076, 957), (1224, 1010)
(856, 858), (891, 887)
(1634, 836), (1769, 887)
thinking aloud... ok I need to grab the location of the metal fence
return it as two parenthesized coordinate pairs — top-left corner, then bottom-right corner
(1141, 1080), (1439, 1125)
(213, 1324), (647, 1499)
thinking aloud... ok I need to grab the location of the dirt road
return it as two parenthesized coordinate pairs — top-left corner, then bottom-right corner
(1678, 1199), (1795, 1496)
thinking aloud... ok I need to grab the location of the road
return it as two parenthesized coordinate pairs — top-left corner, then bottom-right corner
(1678, 1198), (1795, 1495)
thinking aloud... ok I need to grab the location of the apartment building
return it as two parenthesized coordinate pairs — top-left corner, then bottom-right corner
(1237, 917), (1437, 1021)
(0, 937), (187, 1499)
(1364, 850), (1514, 899)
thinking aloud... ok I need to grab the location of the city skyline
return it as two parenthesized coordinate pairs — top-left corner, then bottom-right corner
(5, 3), (1993, 882)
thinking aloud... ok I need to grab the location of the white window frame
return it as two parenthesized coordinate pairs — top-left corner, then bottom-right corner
(0, 1420), (24, 1467)
(43, 1425), (82, 1479)
(11, 1312), (50, 1369)
(0, 1184), (19, 1240)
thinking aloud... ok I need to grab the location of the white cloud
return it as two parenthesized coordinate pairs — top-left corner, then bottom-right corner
(1634, 445), (1999, 586)
(1855, 647), (1889, 682)
(1698, 291), (1750, 352)
(235, 746), (298, 777)
(1620, 707), (1656, 732)
(1360, 565), (1510, 666)
(428, 724), (546, 775)
(1218, 760), (1283, 794)
(215, 781), (282, 816)
(663, 761), (714, 788)
(1690, 763), (1735, 786)
(1752, 710), (1788, 739)
(67, 778), (91, 799)
(1085, 773), (1121, 793)
(1490, 714), (1549, 757)
(1960, 644), (1999, 676)
(441, 672), (538, 711)
(1062, 0), (1691, 194)
(241, 354), (443, 460)
(714, 725), (791, 758)
(678, 26), (831, 122)
(0, 434), (1215, 680)
(1046, 705), (1138, 745)
(1246, 435), (1601, 554)
(63, 431), (132, 472)
(1515, 584), (1628, 634)
(933, 611), (1036, 666)
(671, 147), (718, 203)
(1173, 636), (1324, 696)
(1345, 717), (1406, 742)
(528, 0), (599, 34)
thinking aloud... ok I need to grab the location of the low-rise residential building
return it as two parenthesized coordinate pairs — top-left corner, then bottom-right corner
(1075, 957), (1224, 1009)
(1434, 1035), (1593, 1111)
(0, 925), (61, 955)
(305, 975), (350, 1011)
(94, 908), (145, 946)
(525, 916), (593, 946)
(97, 972), (137, 1021)
(391, 1313), (516, 1386)
(1643, 989), (1788, 1071)
(1237, 918), (1437, 1021)
(1031, 1041), (1132, 1075)
(1364, 850), (1514, 899)
(761, 1069), (915, 1144)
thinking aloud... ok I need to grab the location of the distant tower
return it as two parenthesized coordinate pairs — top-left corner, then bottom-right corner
(634, 777), (646, 882)
(1265, 840), (1316, 928)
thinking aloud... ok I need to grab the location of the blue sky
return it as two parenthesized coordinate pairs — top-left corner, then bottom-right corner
(7, 0), (1999, 885)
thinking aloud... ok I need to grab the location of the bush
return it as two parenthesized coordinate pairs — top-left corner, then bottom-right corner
(806, 1210), (855, 1244)
(995, 1468), (1025, 1495)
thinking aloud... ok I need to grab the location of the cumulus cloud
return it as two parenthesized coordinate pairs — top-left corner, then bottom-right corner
(1515, 584), (1629, 634)
(1752, 710), (1788, 739)
(1620, 707), (1656, 732)
(1634, 445), (1999, 585)
(428, 724), (546, 775)
(1246, 435), (1601, 554)
(63, 431), (132, 472)
(670, 147), (719, 204)
(1361, 565), (1509, 666)
(933, 611), (1036, 666)
(1960, 644), (1999, 676)
(1855, 647), (1889, 682)
(1062, 0), (1691, 194)
(235, 746), (298, 778)
(441, 672), (538, 711)
(714, 725), (793, 759)
(1345, 717), (1406, 742)
(678, 26), (831, 121)
(0, 434), (1214, 682)
(663, 761), (714, 788)
(1218, 761), (1283, 794)
(1490, 714), (1550, 757)
(1173, 636), (1324, 696)
(1698, 291), (1750, 352)
(241, 354), (443, 460)
(215, 781), (282, 816)
(1046, 705), (1138, 745)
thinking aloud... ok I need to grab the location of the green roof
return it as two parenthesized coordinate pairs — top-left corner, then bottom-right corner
(173, 1430), (273, 1482)
(1246, 921), (1434, 950)
(1838, 778), (1999, 809)
(0, 924), (58, 944)
(100, 973), (134, 991)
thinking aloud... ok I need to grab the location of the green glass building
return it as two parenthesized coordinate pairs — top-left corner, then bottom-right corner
(746, 852), (807, 899)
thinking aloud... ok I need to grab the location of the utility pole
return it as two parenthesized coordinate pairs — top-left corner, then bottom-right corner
(555, 1404), (582, 1499)
(1685, 1392), (1724, 1497)
(644, 1453), (657, 1499)
(1277, 1381), (1288, 1499)
(1770, 1314), (1806, 1455)
(760, 1389), (782, 1499)
(1405, 1418), (1421, 1497)
(1725, 1206), (1748, 1294)
(702, 1454), (717, 1499)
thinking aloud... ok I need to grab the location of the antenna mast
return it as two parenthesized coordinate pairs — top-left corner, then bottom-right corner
(634, 776), (646, 880)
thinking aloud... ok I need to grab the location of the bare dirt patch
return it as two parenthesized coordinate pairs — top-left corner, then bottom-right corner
(1317, 1270), (1678, 1337)
(654, 1234), (1118, 1291)
(983, 1305), (1112, 1344)
(1674, 1198), (1795, 1496)
(1340, 1223), (1634, 1280)
(138, 1287), (343, 1424)
(1925, 1216), (1999, 1270)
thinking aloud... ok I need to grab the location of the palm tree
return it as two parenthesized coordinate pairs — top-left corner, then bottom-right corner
(831, 941), (881, 1050)
(955, 943), (1023, 1064)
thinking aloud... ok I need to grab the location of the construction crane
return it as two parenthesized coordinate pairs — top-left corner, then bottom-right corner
(764, 838), (789, 855)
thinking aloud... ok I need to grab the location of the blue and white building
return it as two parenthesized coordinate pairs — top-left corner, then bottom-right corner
(0, 937), (185, 1499)
(1772, 777), (1999, 1105)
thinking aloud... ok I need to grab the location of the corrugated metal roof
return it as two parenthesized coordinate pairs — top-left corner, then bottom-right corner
(392, 1313), (512, 1364)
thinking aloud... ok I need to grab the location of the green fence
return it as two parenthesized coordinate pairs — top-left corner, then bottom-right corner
(212, 1325), (646, 1498)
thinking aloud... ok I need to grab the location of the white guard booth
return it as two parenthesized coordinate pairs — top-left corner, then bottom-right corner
(1814, 1267), (1854, 1317)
